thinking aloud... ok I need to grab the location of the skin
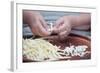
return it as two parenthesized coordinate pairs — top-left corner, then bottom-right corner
(23, 10), (51, 36)
(52, 13), (91, 40)
(23, 11), (90, 40)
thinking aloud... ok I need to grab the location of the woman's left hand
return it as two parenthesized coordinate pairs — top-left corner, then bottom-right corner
(52, 16), (72, 40)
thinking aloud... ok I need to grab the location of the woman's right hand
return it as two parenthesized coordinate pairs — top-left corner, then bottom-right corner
(23, 10), (51, 36)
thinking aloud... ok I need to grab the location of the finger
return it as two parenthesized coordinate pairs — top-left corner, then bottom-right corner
(30, 23), (42, 36)
(58, 31), (69, 40)
(58, 23), (67, 32)
(53, 23), (67, 35)
(54, 17), (64, 28)
(59, 30), (69, 36)
(59, 24), (71, 39)
(37, 21), (51, 36)
(58, 20), (72, 33)
(52, 18), (63, 33)
(40, 17), (49, 30)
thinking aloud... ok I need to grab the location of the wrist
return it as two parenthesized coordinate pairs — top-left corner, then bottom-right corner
(67, 15), (80, 28)
(63, 16), (73, 28)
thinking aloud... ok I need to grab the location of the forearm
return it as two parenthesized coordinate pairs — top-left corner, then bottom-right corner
(23, 10), (39, 26)
(68, 13), (91, 27)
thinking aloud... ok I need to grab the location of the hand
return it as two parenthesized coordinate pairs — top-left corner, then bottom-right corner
(23, 11), (51, 36)
(52, 16), (72, 40)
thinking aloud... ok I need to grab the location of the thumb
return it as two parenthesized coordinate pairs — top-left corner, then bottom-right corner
(52, 18), (64, 33)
